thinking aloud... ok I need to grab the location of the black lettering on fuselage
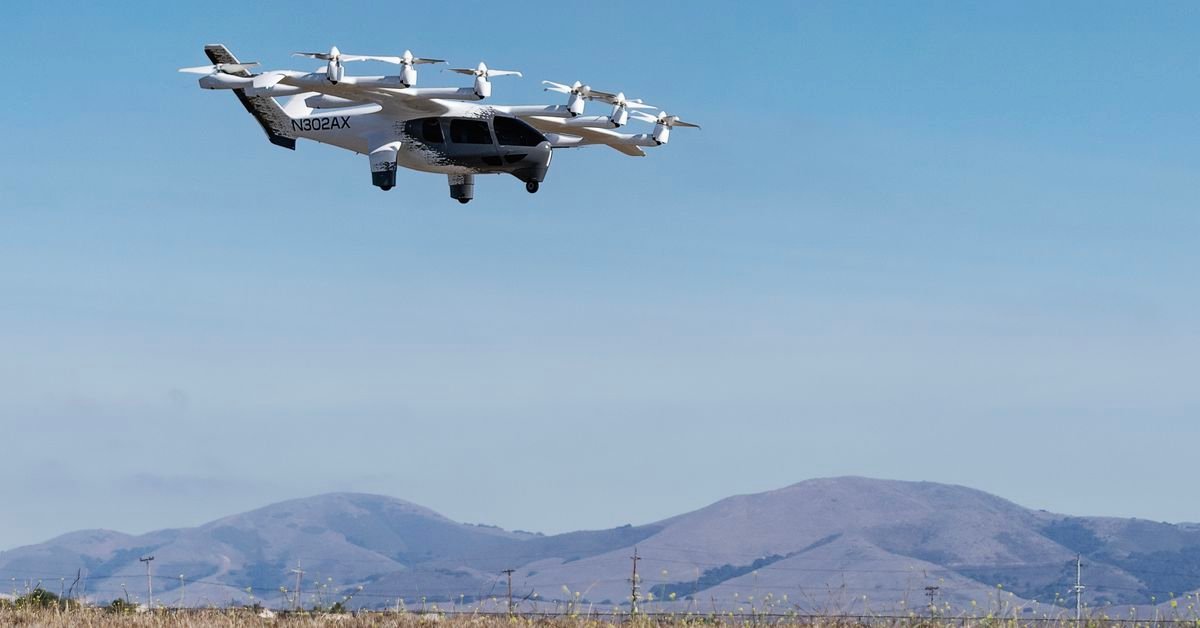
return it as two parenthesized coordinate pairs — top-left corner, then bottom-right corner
(290, 116), (352, 132)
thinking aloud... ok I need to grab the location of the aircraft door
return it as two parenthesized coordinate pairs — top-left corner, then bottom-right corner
(446, 118), (502, 168)
(493, 116), (551, 183)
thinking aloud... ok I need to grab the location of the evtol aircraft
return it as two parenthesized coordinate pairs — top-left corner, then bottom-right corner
(181, 45), (699, 203)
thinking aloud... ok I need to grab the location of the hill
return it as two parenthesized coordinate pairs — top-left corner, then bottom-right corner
(2, 478), (1197, 613)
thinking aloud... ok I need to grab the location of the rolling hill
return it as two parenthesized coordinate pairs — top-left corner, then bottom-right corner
(2, 478), (1197, 613)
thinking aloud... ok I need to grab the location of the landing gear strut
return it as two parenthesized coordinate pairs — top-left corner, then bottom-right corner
(525, 181), (539, 194)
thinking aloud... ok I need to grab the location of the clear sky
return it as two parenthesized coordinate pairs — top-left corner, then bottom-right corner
(1, 1), (1197, 549)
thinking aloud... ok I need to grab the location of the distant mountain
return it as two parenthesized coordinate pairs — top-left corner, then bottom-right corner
(2, 478), (1198, 614)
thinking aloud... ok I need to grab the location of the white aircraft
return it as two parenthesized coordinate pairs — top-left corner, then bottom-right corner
(181, 45), (699, 203)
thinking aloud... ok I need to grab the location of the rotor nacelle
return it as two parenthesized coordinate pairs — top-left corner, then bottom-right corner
(592, 91), (656, 128)
(631, 110), (701, 145)
(543, 81), (595, 116)
(474, 73), (491, 99)
(396, 50), (444, 87)
(450, 62), (522, 100)
(327, 59), (344, 84)
(610, 103), (630, 127)
(322, 46), (344, 84)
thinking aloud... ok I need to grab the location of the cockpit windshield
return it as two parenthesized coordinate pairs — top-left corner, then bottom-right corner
(494, 116), (546, 147)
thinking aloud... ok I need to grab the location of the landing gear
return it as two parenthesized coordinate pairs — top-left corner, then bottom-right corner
(448, 174), (474, 204)
(369, 142), (401, 191)
(525, 181), (539, 194)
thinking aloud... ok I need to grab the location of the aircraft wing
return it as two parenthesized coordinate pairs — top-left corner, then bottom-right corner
(277, 75), (451, 117)
(523, 117), (647, 157)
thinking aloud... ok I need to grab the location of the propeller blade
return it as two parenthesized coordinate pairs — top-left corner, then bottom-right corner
(293, 52), (333, 61)
(629, 110), (659, 124)
(542, 80), (572, 93)
(178, 62), (259, 74)
(340, 55), (403, 64)
(632, 111), (701, 129)
(485, 70), (522, 78)
(585, 89), (618, 101)
(626, 101), (658, 111)
(412, 57), (444, 65)
(448, 68), (478, 75)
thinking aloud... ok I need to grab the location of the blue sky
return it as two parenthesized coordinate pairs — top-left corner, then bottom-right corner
(1, 1), (1197, 549)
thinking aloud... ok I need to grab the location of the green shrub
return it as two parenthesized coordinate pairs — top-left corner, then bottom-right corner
(105, 598), (138, 613)
(14, 587), (62, 609)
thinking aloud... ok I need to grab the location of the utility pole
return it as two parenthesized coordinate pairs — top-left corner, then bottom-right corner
(924, 585), (939, 615)
(501, 569), (515, 615)
(291, 561), (305, 611)
(629, 547), (642, 616)
(1073, 554), (1085, 622)
(139, 556), (154, 609)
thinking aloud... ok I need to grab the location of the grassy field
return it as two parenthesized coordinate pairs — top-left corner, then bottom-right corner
(3, 609), (1200, 627)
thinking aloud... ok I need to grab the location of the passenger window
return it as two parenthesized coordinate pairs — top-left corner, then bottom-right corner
(421, 118), (443, 143)
(493, 116), (546, 147)
(449, 119), (492, 145)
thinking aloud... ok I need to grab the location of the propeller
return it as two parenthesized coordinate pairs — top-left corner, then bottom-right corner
(293, 48), (443, 66)
(590, 91), (657, 111)
(630, 110), (700, 145)
(543, 80), (605, 116)
(178, 62), (259, 75)
(294, 46), (419, 83)
(394, 50), (444, 87)
(448, 62), (522, 79)
(542, 80), (601, 98)
(589, 91), (656, 127)
(292, 46), (400, 64)
(630, 110), (701, 129)
(448, 62), (522, 99)
(398, 49), (444, 66)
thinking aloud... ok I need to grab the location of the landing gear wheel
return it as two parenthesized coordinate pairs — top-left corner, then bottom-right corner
(525, 181), (540, 194)
(458, 198), (471, 204)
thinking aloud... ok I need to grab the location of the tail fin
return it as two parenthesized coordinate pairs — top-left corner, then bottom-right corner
(204, 44), (297, 150)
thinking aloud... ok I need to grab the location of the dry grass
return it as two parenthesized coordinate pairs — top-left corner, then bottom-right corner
(2, 608), (1199, 628)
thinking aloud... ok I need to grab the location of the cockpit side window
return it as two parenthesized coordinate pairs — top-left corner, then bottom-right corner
(404, 117), (445, 144)
(493, 116), (546, 147)
(421, 118), (444, 143)
(449, 119), (493, 145)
